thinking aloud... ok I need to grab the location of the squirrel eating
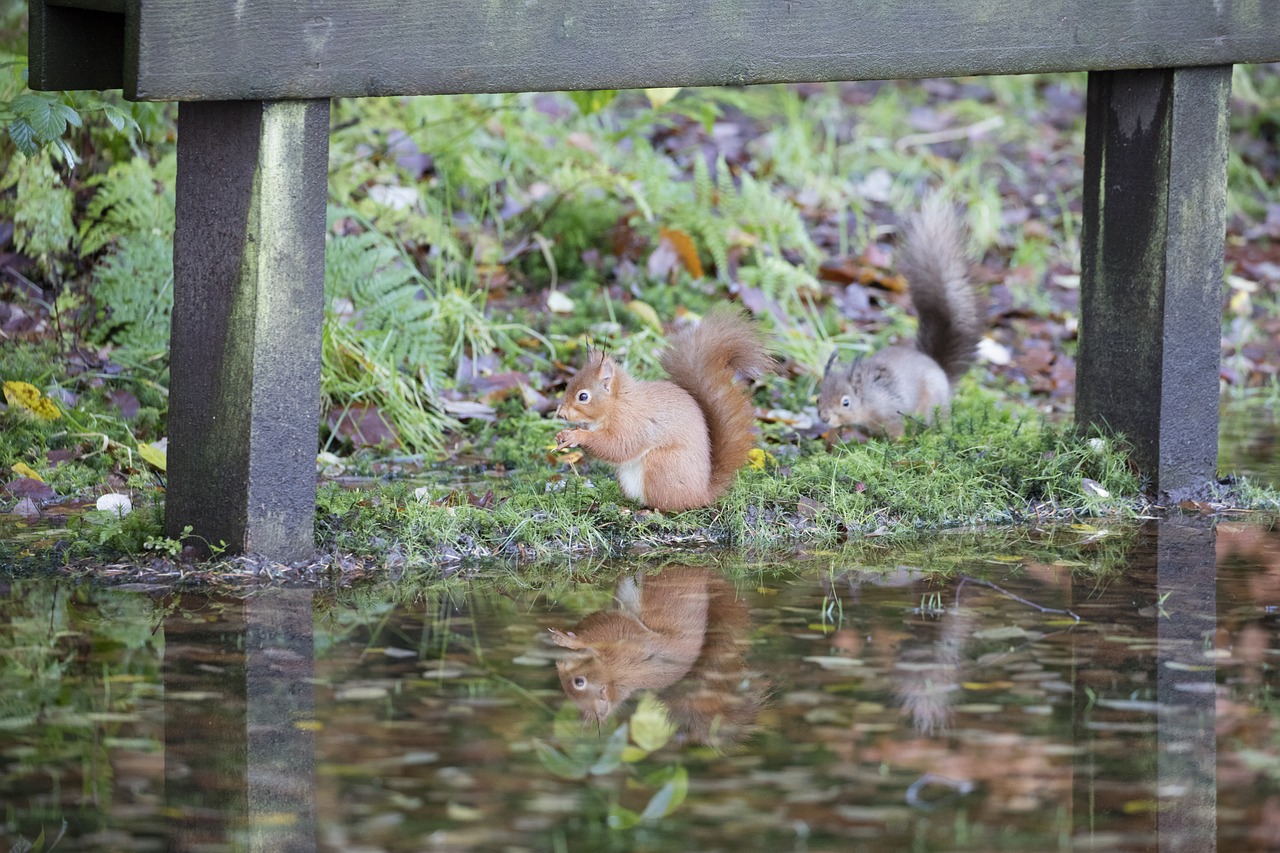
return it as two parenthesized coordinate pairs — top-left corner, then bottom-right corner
(549, 565), (762, 741)
(818, 194), (983, 438)
(549, 567), (710, 725)
(554, 309), (772, 512)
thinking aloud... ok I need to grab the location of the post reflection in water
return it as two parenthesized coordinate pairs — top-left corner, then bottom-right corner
(1060, 518), (1219, 852)
(161, 589), (317, 852)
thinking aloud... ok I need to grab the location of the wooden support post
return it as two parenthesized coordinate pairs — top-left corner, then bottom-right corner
(166, 100), (330, 561)
(1077, 67), (1232, 502)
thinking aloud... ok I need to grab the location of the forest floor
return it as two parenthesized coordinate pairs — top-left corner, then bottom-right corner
(3, 71), (1280, 581)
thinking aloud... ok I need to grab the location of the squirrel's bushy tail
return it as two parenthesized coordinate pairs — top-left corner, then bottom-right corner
(661, 309), (772, 501)
(898, 194), (983, 383)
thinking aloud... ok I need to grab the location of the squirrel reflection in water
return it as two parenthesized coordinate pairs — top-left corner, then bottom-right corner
(549, 565), (762, 744)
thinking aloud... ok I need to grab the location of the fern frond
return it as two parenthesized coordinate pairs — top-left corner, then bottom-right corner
(78, 154), (176, 257)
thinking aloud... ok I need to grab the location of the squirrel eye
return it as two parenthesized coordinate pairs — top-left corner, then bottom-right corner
(572, 675), (587, 689)
(841, 395), (851, 408)
(577, 390), (590, 403)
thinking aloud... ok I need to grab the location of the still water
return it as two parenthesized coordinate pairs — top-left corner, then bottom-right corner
(2, 518), (1278, 852)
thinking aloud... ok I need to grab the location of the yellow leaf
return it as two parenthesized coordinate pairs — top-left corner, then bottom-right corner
(629, 694), (675, 753)
(137, 441), (167, 472)
(11, 463), (43, 482)
(1122, 799), (1158, 815)
(644, 87), (681, 108)
(1229, 288), (1251, 317)
(626, 300), (664, 334)
(250, 813), (298, 828)
(658, 227), (704, 279)
(446, 802), (485, 821)
(3, 381), (61, 421)
(746, 448), (774, 470)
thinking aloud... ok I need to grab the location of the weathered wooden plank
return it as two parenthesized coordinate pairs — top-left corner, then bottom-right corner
(28, 1), (126, 92)
(1076, 66), (1231, 502)
(165, 99), (329, 561)
(121, 0), (1280, 101)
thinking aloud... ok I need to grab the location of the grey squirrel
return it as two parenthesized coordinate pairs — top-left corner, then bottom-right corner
(817, 194), (982, 437)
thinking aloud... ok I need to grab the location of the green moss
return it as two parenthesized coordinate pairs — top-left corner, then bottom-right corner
(312, 389), (1155, 566)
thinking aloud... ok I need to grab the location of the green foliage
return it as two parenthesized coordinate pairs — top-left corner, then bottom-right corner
(69, 500), (166, 557)
(658, 153), (822, 284)
(79, 154), (177, 255)
(0, 336), (169, 505)
(2, 152), (76, 272)
(321, 319), (458, 454)
(74, 154), (177, 354)
(533, 694), (688, 832)
(322, 207), (555, 452)
(1228, 64), (1280, 221)
(0, 50), (149, 164)
(315, 389), (1158, 565)
(4, 91), (81, 161)
(463, 402), (559, 469)
(84, 234), (173, 353)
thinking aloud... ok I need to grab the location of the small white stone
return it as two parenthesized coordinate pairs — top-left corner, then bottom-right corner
(546, 290), (575, 314)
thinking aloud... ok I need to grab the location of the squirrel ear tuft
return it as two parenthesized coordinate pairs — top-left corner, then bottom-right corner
(824, 350), (839, 374)
(598, 356), (616, 392)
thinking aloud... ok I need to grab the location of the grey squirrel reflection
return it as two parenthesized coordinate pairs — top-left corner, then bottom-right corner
(549, 565), (762, 745)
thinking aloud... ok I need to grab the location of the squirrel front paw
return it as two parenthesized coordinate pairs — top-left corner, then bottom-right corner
(555, 429), (583, 451)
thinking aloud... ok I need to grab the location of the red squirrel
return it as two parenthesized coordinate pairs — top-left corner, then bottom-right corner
(818, 194), (983, 438)
(549, 567), (710, 724)
(554, 309), (772, 511)
(549, 565), (761, 743)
